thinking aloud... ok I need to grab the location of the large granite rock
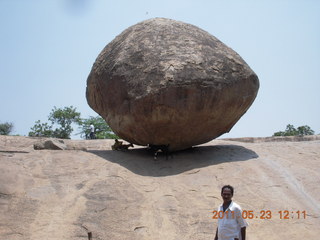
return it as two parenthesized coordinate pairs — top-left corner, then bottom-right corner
(1, 136), (320, 239)
(86, 18), (259, 151)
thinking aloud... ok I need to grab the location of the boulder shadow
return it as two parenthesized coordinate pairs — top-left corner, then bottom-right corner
(89, 144), (259, 177)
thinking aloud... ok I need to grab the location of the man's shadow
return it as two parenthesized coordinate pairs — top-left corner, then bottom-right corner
(89, 144), (258, 177)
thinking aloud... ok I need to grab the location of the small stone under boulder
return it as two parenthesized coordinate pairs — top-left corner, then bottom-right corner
(86, 18), (259, 151)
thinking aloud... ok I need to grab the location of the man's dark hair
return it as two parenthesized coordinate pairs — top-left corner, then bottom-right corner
(221, 185), (234, 195)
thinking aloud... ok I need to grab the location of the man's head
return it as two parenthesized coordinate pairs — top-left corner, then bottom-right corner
(221, 185), (234, 203)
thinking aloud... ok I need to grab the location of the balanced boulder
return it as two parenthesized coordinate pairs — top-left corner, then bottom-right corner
(86, 18), (259, 151)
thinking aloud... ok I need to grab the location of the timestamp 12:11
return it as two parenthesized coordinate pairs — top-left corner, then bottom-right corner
(278, 210), (307, 219)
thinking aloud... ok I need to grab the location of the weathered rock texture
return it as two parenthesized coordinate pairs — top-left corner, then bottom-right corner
(34, 139), (67, 150)
(33, 139), (87, 151)
(1, 136), (320, 240)
(86, 18), (259, 151)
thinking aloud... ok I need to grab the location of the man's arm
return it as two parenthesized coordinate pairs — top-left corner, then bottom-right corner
(241, 227), (246, 240)
(236, 207), (248, 240)
(214, 227), (218, 240)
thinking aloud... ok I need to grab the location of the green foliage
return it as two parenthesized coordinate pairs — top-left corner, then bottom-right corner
(29, 120), (53, 137)
(48, 106), (81, 139)
(78, 116), (118, 139)
(28, 106), (117, 139)
(273, 124), (315, 136)
(29, 106), (81, 139)
(0, 122), (14, 135)
(296, 125), (315, 136)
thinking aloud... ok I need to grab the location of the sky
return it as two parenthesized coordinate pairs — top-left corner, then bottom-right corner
(0, 0), (319, 139)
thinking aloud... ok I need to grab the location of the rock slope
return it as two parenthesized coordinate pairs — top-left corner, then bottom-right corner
(0, 136), (319, 240)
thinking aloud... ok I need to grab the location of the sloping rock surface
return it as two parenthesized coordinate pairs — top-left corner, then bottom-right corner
(0, 136), (319, 240)
(223, 135), (320, 143)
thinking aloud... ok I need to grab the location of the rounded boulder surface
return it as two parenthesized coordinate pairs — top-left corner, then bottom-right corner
(86, 18), (259, 151)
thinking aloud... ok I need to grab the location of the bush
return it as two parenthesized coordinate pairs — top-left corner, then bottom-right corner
(0, 122), (14, 135)
(29, 106), (81, 139)
(273, 124), (315, 136)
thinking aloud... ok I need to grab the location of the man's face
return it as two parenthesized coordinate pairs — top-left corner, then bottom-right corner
(221, 188), (233, 202)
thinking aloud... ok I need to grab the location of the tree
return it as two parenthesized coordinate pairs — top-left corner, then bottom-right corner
(273, 124), (315, 136)
(296, 125), (315, 136)
(48, 106), (81, 139)
(0, 122), (14, 135)
(78, 116), (118, 139)
(29, 106), (81, 139)
(29, 120), (53, 137)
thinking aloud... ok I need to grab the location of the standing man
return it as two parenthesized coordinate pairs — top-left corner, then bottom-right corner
(214, 185), (248, 240)
(89, 124), (95, 139)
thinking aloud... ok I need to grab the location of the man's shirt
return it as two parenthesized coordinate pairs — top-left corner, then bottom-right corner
(217, 201), (248, 240)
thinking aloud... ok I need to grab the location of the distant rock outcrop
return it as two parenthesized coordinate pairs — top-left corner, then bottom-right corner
(34, 139), (67, 150)
(86, 18), (259, 151)
(223, 135), (320, 143)
(33, 139), (87, 151)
